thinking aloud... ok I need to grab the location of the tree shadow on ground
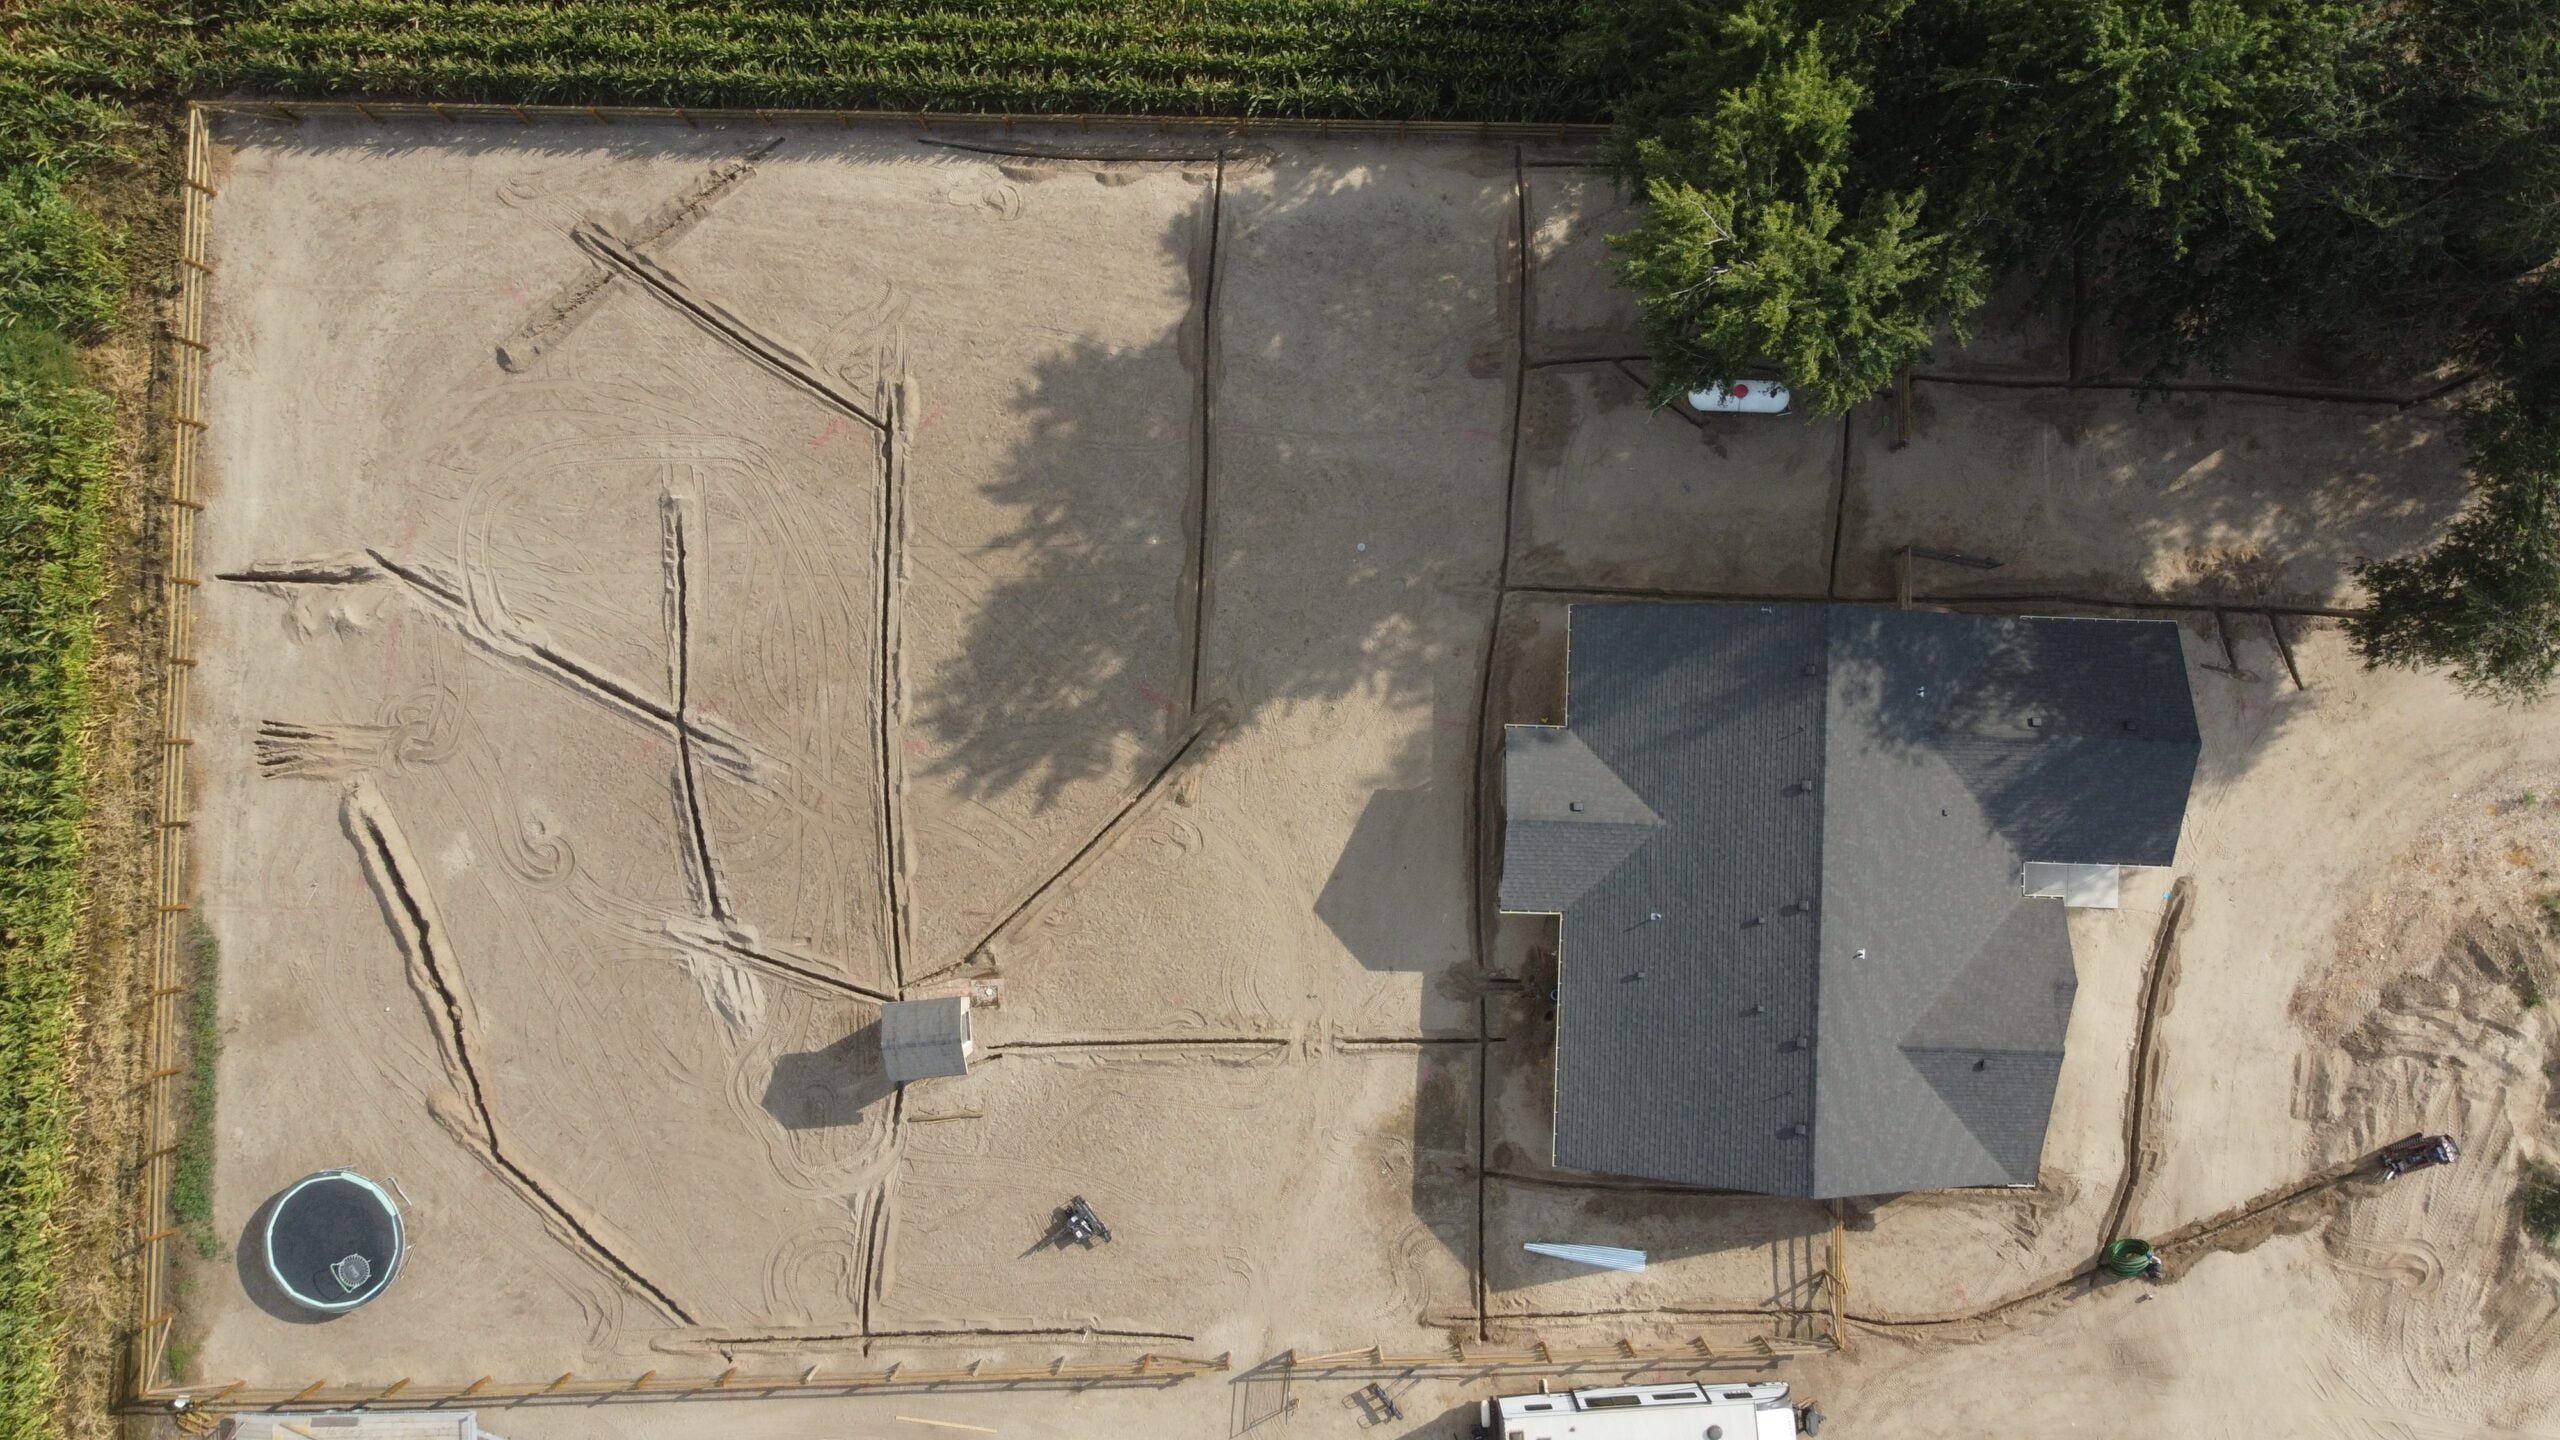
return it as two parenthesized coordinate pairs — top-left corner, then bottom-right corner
(912, 150), (1506, 813)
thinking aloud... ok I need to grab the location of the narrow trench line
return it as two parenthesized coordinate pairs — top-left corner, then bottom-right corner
(907, 716), (1220, 989)
(573, 223), (888, 433)
(2101, 877), (2191, 1244)
(355, 807), (697, 1324)
(1908, 369), (2426, 407)
(857, 1177), (886, 1348)
(991, 1035), (1295, 1052)
(710, 934), (897, 1005)
(1185, 151), (1225, 717)
(2067, 245), (2087, 385)
(869, 1326), (1197, 1343)
(1481, 1168), (1750, 1199)
(1524, 353), (1648, 370)
(917, 136), (1224, 164)
(1508, 578), (2358, 621)
(1609, 359), (1704, 429)
(1530, 351), (2453, 410)
(366, 546), (756, 760)
(1467, 148), (1535, 1345)
(1824, 408), (1853, 599)
(666, 497), (730, 924)
(875, 380), (911, 992)
(213, 564), (378, 585)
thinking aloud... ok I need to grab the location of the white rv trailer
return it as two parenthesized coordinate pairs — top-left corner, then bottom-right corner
(1479, 1381), (1811, 1440)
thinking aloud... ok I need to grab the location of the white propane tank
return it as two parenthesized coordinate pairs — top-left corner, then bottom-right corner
(1687, 380), (1792, 414)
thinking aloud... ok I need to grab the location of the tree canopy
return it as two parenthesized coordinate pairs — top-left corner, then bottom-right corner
(1578, 0), (2560, 696)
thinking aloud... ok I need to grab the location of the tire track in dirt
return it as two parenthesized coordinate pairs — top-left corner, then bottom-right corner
(338, 779), (699, 1323)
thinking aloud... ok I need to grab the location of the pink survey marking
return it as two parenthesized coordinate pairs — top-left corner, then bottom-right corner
(810, 415), (853, 451)
(1135, 683), (1177, 716)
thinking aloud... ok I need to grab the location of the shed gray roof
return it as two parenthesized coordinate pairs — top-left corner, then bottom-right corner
(1501, 603), (2197, 1198)
(880, 997), (972, 1081)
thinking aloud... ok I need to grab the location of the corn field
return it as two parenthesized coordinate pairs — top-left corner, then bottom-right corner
(7, 1), (1603, 121)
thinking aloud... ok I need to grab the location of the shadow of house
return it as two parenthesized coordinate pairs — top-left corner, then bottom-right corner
(1496, 602), (2199, 1199)
(1317, 785), (1471, 972)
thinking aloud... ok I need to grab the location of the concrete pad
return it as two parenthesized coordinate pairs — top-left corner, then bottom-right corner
(1836, 384), (2467, 605)
(1511, 365), (1841, 595)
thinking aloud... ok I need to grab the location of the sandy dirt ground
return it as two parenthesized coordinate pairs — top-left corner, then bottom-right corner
(177, 113), (2560, 1439)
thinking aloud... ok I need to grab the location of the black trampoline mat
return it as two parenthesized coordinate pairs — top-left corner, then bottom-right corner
(267, 1174), (400, 1307)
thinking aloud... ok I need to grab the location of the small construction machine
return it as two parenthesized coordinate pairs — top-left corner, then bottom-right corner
(1054, 1195), (1112, 1246)
(2378, 1132), (2459, 1181)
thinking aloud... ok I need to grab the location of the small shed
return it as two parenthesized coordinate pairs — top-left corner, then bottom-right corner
(879, 996), (973, 1082)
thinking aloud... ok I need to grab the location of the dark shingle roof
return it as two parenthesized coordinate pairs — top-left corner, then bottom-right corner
(1500, 603), (2198, 1198)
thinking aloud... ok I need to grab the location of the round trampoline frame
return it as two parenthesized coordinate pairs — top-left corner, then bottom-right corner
(262, 1169), (406, 1312)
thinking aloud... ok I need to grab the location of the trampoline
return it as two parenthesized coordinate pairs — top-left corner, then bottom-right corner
(262, 1170), (405, 1312)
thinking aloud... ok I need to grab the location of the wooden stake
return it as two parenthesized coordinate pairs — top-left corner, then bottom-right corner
(459, 1376), (490, 1396)
(896, 1419), (998, 1435)
(2266, 611), (2305, 690)
(377, 1378), (409, 1398)
(542, 1372), (573, 1394)
(183, 177), (218, 198)
(288, 1379), (326, 1402)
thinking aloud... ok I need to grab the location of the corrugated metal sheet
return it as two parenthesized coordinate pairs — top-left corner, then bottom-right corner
(1523, 1242), (1649, 1271)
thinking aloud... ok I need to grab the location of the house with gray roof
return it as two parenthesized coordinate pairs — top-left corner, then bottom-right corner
(1499, 602), (2199, 1198)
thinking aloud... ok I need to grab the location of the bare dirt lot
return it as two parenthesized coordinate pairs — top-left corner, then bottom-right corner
(182, 112), (2560, 1439)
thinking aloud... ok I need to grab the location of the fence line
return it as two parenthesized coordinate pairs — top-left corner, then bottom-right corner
(1251, 1332), (1836, 1381)
(146, 1353), (1230, 1412)
(129, 101), (215, 1404)
(192, 97), (1611, 144)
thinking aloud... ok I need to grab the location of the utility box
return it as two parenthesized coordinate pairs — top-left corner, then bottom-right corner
(879, 996), (973, 1082)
